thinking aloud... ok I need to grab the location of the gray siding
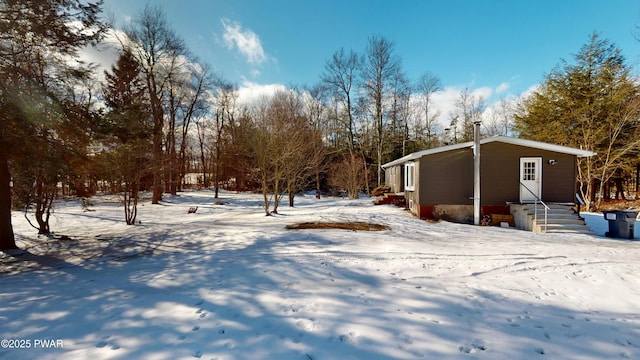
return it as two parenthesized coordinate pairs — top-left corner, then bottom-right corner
(384, 165), (404, 193)
(481, 142), (576, 204)
(415, 142), (578, 206)
(419, 148), (473, 205)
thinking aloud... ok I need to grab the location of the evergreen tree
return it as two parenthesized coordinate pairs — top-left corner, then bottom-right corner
(0, 0), (106, 249)
(102, 50), (151, 225)
(514, 33), (640, 210)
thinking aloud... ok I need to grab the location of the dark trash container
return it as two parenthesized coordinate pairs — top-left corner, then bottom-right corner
(602, 210), (638, 239)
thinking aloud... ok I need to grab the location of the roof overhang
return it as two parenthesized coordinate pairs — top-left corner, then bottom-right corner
(382, 135), (596, 169)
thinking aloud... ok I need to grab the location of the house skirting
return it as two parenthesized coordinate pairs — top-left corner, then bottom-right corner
(416, 204), (510, 223)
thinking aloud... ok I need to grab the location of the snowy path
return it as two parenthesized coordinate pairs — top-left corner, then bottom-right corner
(1, 191), (639, 359)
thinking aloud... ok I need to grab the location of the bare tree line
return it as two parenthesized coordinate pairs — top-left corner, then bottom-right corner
(3, 1), (638, 251)
(0, 0), (525, 249)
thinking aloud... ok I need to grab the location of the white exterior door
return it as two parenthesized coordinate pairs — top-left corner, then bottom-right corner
(520, 157), (542, 203)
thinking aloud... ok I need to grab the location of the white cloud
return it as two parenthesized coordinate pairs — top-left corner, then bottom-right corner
(78, 29), (124, 80)
(472, 86), (494, 101)
(431, 87), (461, 124)
(521, 83), (541, 98)
(221, 18), (268, 65)
(496, 82), (510, 94)
(236, 80), (286, 106)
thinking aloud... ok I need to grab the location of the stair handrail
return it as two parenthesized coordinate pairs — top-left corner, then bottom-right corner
(519, 181), (550, 233)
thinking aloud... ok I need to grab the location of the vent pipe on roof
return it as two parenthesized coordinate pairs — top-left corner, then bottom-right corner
(473, 121), (481, 226)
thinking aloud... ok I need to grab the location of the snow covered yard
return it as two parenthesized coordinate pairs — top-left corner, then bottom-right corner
(1, 191), (639, 360)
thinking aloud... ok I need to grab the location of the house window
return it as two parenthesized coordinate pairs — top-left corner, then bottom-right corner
(522, 161), (537, 181)
(405, 162), (415, 191)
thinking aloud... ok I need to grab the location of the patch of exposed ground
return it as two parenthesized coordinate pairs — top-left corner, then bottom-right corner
(286, 222), (390, 231)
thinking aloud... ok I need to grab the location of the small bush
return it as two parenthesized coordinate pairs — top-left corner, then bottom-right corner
(372, 186), (391, 197)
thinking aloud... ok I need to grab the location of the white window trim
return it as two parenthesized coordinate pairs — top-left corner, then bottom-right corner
(404, 162), (416, 191)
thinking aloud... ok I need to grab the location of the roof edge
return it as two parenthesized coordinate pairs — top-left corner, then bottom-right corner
(382, 136), (596, 168)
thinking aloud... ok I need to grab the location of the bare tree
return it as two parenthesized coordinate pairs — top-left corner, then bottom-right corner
(195, 117), (211, 188)
(582, 95), (640, 209)
(246, 97), (274, 215)
(303, 84), (329, 199)
(268, 90), (311, 213)
(389, 71), (412, 158)
(212, 81), (238, 198)
(329, 155), (364, 199)
(322, 48), (373, 198)
(125, 4), (186, 204)
(415, 71), (442, 148)
(165, 62), (212, 195)
(244, 90), (326, 213)
(321, 48), (360, 153)
(484, 97), (514, 136)
(451, 87), (485, 142)
(361, 35), (401, 186)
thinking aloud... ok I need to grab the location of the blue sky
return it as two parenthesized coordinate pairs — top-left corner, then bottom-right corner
(103, 0), (640, 108)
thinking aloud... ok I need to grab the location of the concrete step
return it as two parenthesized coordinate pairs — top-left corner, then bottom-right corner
(514, 203), (596, 235)
(531, 213), (582, 220)
(545, 229), (597, 235)
(523, 204), (575, 210)
(527, 211), (578, 219)
(536, 222), (595, 234)
(526, 203), (594, 234)
(528, 211), (578, 218)
(526, 205), (574, 210)
(534, 216), (585, 223)
(541, 223), (590, 230)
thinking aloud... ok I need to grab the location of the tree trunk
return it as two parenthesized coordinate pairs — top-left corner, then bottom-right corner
(363, 154), (370, 197)
(34, 181), (53, 235)
(615, 178), (626, 200)
(214, 147), (220, 199)
(376, 99), (383, 187)
(167, 96), (178, 196)
(214, 112), (224, 199)
(272, 176), (281, 214)
(589, 178), (597, 211)
(288, 183), (295, 207)
(199, 144), (208, 188)
(603, 180), (611, 202)
(197, 124), (209, 188)
(636, 163), (640, 200)
(148, 73), (164, 204)
(261, 173), (270, 216)
(124, 181), (139, 225)
(315, 167), (321, 199)
(0, 150), (17, 250)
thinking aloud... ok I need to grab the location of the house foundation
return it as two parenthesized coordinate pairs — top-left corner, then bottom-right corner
(416, 204), (510, 224)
